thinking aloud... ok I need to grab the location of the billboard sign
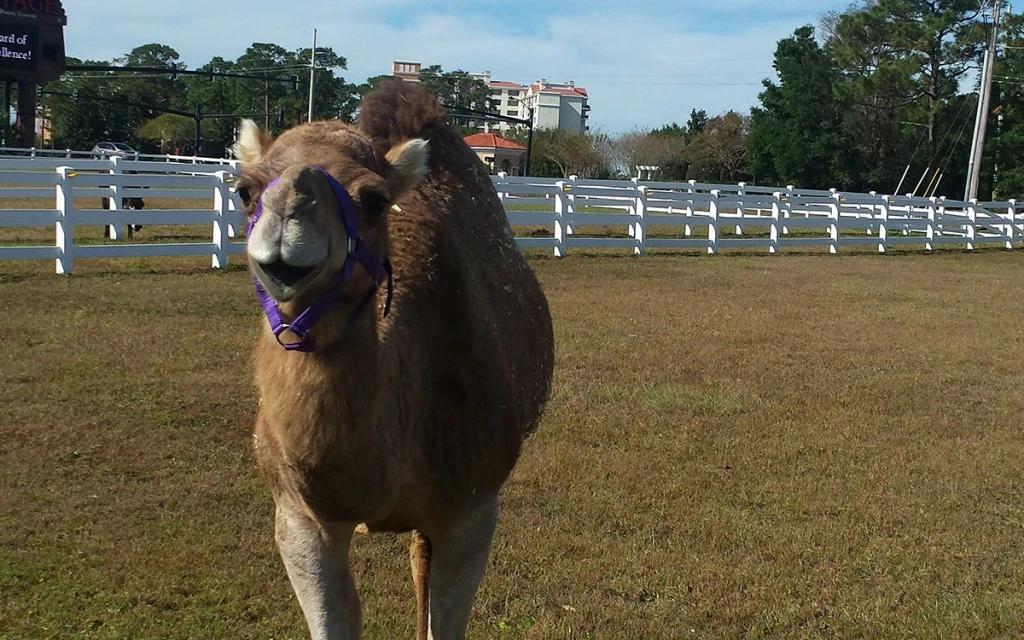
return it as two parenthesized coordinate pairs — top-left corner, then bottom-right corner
(0, 22), (39, 73)
(0, 0), (63, 83)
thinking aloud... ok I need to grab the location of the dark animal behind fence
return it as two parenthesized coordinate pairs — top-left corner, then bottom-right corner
(100, 196), (145, 239)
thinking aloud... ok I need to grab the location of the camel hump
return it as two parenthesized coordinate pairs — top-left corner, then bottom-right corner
(357, 79), (447, 147)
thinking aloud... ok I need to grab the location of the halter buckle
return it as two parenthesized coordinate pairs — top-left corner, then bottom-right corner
(274, 324), (311, 351)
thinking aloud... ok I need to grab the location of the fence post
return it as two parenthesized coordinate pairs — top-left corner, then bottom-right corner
(770, 191), (782, 254)
(685, 179), (696, 237)
(104, 154), (124, 240)
(554, 180), (567, 258)
(967, 199), (977, 251)
(877, 196), (889, 253)
(226, 184), (240, 238)
(783, 185), (794, 235)
(629, 177), (638, 239)
(495, 171), (507, 205)
(1007, 199), (1017, 249)
(708, 189), (720, 255)
(735, 182), (745, 235)
(55, 166), (75, 275)
(866, 191), (876, 236)
(926, 197), (937, 251)
(212, 170), (232, 268)
(633, 185), (647, 255)
(566, 175), (577, 236)
(829, 192), (841, 255)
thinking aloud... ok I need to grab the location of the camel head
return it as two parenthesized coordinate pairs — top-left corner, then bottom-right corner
(233, 118), (428, 347)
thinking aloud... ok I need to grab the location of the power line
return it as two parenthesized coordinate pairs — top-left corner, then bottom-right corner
(564, 71), (770, 79)
(580, 81), (764, 87)
(65, 65), (298, 86)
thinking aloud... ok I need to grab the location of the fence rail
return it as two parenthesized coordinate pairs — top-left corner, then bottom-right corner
(0, 146), (242, 167)
(1, 155), (245, 273)
(494, 174), (1022, 257)
(2, 153), (1022, 273)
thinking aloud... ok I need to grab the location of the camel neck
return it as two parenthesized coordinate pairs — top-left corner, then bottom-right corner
(254, 308), (383, 464)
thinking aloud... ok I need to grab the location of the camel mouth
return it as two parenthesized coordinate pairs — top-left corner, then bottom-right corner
(254, 259), (320, 302)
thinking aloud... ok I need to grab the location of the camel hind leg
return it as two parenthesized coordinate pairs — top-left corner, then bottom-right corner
(410, 530), (432, 640)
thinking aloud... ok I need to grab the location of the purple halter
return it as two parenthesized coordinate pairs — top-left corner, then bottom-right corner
(247, 167), (393, 352)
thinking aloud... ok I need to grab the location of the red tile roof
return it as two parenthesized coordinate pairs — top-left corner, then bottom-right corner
(463, 133), (527, 151)
(489, 80), (525, 90)
(529, 84), (588, 98)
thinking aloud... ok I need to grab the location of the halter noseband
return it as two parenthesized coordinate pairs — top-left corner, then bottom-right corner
(247, 167), (393, 353)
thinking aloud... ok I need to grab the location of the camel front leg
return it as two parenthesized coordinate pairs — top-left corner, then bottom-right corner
(275, 504), (361, 640)
(426, 495), (499, 640)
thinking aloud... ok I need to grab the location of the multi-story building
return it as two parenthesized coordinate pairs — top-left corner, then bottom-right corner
(392, 60), (422, 82)
(475, 73), (590, 133)
(521, 79), (590, 133)
(391, 62), (590, 134)
(470, 71), (527, 134)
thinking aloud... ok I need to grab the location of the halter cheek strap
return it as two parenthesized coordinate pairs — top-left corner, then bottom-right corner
(247, 168), (393, 353)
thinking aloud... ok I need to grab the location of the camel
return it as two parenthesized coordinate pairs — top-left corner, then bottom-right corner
(233, 79), (554, 640)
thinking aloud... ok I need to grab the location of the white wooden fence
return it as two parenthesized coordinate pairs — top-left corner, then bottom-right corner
(0, 155), (245, 273)
(0, 145), (243, 167)
(2, 154), (1023, 274)
(494, 174), (1024, 257)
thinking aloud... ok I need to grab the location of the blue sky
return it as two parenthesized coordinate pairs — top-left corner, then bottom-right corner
(65, 0), (854, 133)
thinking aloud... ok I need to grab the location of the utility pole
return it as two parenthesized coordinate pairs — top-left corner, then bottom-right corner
(965, 0), (1001, 201)
(194, 103), (203, 153)
(307, 28), (317, 123)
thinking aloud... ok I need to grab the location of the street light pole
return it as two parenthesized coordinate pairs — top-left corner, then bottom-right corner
(307, 28), (317, 122)
(965, 0), (1001, 201)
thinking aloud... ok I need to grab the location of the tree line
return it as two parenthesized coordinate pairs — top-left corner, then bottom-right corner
(532, 1), (1021, 200)
(27, 42), (497, 158)
(18, 0), (1024, 199)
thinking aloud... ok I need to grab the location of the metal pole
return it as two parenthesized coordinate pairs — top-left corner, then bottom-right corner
(966, 1), (1001, 201)
(264, 74), (270, 130)
(307, 28), (317, 122)
(194, 103), (202, 153)
(14, 82), (37, 148)
(524, 107), (534, 177)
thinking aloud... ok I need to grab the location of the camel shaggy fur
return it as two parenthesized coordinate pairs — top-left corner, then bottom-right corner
(235, 80), (554, 640)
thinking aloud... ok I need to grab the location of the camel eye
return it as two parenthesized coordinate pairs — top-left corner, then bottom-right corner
(237, 186), (253, 206)
(359, 187), (390, 224)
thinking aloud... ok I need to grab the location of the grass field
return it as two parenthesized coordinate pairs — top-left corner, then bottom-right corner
(3, 250), (1024, 639)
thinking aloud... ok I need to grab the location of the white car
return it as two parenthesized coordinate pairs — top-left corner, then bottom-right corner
(91, 141), (139, 158)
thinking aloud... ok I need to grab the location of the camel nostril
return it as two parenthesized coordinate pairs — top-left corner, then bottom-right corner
(259, 259), (316, 287)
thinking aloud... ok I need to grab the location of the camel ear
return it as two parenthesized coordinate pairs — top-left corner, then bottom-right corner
(233, 119), (272, 165)
(385, 139), (429, 197)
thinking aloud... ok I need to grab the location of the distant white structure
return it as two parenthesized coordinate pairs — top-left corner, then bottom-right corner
(474, 73), (590, 133)
(471, 71), (529, 134)
(463, 132), (526, 175)
(522, 79), (590, 133)
(392, 62), (590, 134)
(392, 60), (422, 82)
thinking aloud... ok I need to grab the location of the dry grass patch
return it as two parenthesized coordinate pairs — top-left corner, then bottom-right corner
(3, 251), (1024, 638)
